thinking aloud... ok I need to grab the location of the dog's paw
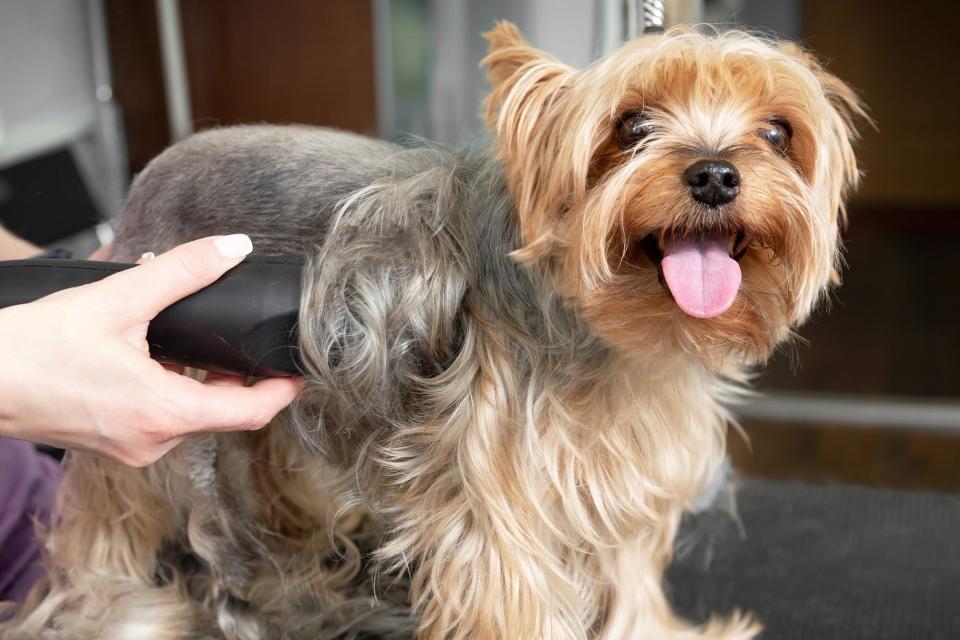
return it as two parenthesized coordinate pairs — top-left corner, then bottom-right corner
(698, 610), (762, 640)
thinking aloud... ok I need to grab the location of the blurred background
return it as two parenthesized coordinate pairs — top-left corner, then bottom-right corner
(1, 0), (957, 490)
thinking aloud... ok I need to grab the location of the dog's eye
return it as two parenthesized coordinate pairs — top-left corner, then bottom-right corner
(760, 118), (792, 155)
(616, 111), (655, 149)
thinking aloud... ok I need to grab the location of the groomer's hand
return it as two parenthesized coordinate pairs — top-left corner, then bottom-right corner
(0, 235), (303, 466)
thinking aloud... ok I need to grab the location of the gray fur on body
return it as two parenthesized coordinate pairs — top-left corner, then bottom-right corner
(113, 126), (401, 261)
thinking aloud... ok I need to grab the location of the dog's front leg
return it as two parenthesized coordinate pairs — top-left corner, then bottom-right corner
(375, 372), (594, 640)
(393, 500), (590, 640)
(597, 531), (760, 640)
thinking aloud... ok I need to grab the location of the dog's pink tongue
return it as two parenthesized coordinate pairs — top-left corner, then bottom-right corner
(661, 234), (741, 318)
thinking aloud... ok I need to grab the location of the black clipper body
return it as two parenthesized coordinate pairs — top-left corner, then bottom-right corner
(0, 257), (303, 377)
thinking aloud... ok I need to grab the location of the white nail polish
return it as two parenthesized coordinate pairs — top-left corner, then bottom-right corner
(214, 234), (253, 259)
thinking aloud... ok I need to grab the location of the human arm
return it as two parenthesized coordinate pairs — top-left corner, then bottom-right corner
(0, 225), (40, 260)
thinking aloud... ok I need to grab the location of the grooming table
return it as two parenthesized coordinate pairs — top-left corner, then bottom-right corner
(666, 479), (960, 639)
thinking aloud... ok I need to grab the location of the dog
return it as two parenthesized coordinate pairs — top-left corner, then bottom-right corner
(1, 21), (862, 640)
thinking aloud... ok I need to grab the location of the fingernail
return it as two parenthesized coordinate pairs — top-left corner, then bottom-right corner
(140, 251), (155, 261)
(214, 234), (252, 259)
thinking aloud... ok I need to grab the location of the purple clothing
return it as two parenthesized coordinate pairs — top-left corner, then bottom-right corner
(0, 438), (61, 603)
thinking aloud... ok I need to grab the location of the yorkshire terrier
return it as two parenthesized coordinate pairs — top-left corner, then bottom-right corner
(2, 22), (862, 640)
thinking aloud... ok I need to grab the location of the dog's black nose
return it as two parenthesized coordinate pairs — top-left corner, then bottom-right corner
(684, 160), (740, 207)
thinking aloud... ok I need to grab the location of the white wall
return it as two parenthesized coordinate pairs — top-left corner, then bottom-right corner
(0, 0), (98, 168)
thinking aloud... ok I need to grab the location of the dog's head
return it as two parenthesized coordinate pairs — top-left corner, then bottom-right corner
(484, 22), (863, 363)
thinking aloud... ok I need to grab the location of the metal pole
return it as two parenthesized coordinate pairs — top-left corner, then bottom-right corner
(598, 0), (670, 56)
(84, 0), (126, 224)
(372, 0), (396, 141)
(156, 0), (193, 141)
(733, 392), (960, 436)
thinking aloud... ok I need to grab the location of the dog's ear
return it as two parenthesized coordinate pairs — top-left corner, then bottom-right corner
(779, 42), (867, 226)
(482, 21), (557, 89)
(482, 20), (575, 137)
(482, 21), (578, 262)
(813, 59), (864, 288)
(779, 42), (868, 296)
(816, 66), (867, 228)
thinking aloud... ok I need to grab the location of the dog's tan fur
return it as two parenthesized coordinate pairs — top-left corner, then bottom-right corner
(1, 23), (861, 640)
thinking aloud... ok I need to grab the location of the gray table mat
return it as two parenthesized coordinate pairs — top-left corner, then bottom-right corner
(666, 479), (960, 639)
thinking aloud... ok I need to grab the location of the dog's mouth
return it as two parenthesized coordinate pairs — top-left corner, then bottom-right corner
(639, 229), (749, 318)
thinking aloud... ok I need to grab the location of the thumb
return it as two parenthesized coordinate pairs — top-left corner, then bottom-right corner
(98, 235), (253, 323)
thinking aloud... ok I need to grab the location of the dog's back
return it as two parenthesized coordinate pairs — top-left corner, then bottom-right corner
(111, 125), (400, 262)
